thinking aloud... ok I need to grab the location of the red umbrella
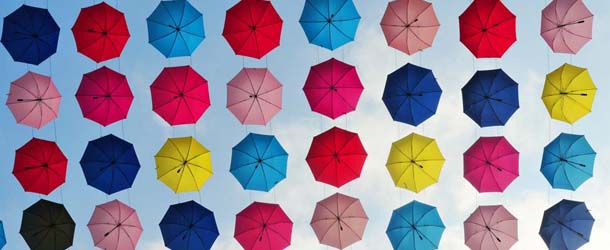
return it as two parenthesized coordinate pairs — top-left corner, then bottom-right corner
(13, 138), (67, 195)
(459, 0), (516, 58)
(306, 127), (367, 188)
(151, 66), (211, 126)
(76, 66), (134, 127)
(72, 2), (130, 63)
(223, 0), (283, 59)
(6, 71), (61, 129)
(234, 202), (293, 250)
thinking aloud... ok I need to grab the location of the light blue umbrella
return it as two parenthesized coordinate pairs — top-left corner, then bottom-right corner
(387, 200), (445, 250)
(299, 0), (360, 50)
(541, 133), (596, 191)
(540, 199), (594, 250)
(0, 220), (5, 249)
(231, 133), (288, 192)
(147, 0), (205, 57)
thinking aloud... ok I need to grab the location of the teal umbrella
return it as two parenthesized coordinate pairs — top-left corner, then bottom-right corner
(387, 200), (445, 250)
(147, 0), (205, 57)
(299, 0), (361, 50)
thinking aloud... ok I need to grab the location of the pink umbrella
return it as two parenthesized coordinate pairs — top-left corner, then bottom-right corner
(6, 71), (61, 129)
(541, 0), (593, 54)
(234, 202), (293, 250)
(464, 205), (518, 250)
(464, 136), (519, 193)
(227, 68), (282, 125)
(310, 193), (368, 249)
(88, 199), (143, 250)
(380, 0), (440, 55)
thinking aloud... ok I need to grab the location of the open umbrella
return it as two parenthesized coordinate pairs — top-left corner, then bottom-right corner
(462, 69), (519, 127)
(303, 58), (364, 119)
(299, 0), (361, 50)
(464, 136), (519, 193)
(227, 68), (282, 125)
(235, 202), (293, 250)
(541, 133), (595, 191)
(0, 220), (5, 249)
(540, 199), (594, 250)
(459, 0), (516, 58)
(387, 200), (445, 250)
(88, 200), (143, 250)
(541, 0), (593, 54)
(306, 126), (367, 188)
(6, 71), (61, 129)
(1, 5), (60, 65)
(380, 0), (440, 55)
(383, 63), (442, 126)
(542, 63), (596, 124)
(155, 137), (212, 193)
(160, 200), (219, 250)
(310, 193), (368, 249)
(13, 138), (67, 195)
(20, 199), (75, 250)
(147, 0), (205, 58)
(231, 133), (288, 192)
(464, 205), (518, 250)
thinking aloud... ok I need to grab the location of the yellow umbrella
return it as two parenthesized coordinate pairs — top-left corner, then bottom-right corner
(542, 63), (597, 124)
(386, 133), (445, 193)
(155, 137), (212, 193)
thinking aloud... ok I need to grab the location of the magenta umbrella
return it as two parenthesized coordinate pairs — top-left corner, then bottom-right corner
(380, 0), (440, 55)
(464, 205), (518, 250)
(6, 71), (61, 129)
(310, 193), (368, 249)
(88, 199), (143, 250)
(227, 68), (282, 125)
(541, 0), (593, 54)
(464, 136), (519, 193)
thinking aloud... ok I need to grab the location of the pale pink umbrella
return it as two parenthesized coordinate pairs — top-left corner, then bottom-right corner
(310, 193), (368, 249)
(227, 68), (282, 125)
(380, 0), (440, 55)
(88, 200), (143, 250)
(6, 71), (61, 129)
(541, 0), (593, 54)
(464, 205), (518, 250)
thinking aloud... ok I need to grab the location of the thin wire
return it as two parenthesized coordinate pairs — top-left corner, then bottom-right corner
(198, 189), (203, 203)
(127, 189), (132, 205)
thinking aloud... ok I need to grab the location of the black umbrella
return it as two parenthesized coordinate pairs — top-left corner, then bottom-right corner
(20, 199), (75, 250)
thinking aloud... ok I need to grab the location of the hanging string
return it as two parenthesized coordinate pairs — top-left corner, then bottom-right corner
(127, 189), (132, 206)
(198, 189), (203, 203)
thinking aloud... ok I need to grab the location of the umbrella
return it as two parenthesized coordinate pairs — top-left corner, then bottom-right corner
(540, 199), (594, 250)
(303, 58), (364, 119)
(464, 205), (518, 250)
(541, 0), (593, 54)
(234, 202), (293, 250)
(6, 71), (61, 129)
(151, 66), (211, 126)
(1, 5), (60, 65)
(459, 0), (516, 58)
(223, 0), (283, 59)
(160, 200), (219, 250)
(382, 63), (442, 126)
(147, 0), (205, 58)
(71, 2), (130, 63)
(88, 200), (142, 250)
(155, 137), (212, 193)
(75, 66), (134, 126)
(386, 200), (445, 250)
(0, 220), (5, 249)
(299, 0), (361, 50)
(13, 138), (67, 195)
(20, 199), (75, 250)
(542, 63), (596, 124)
(231, 133), (288, 192)
(306, 126), (367, 188)
(227, 68), (282, 125)
(462, 69), (519, 127)
(464, 136), (519, 193)
(386, 133), (445, 193)
(310, 193), (368, 249)
(380, 0), (440, 55)
(541, 133), (595, 191)
(80, 134), (140, 195)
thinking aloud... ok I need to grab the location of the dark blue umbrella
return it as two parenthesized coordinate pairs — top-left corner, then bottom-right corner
(540, 199), (594, 250)
(462, 69), (519, 127)
(80, 134), (140, 195)
(231, 133), (288, 192)
(147, 0), (205, 58)
(299, 0), (360, 50)
(160, 200), (219, 250)
(1, 5), (60, 65)
(382, 63), (442, 126)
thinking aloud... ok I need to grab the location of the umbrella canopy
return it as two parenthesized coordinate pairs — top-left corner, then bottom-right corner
(147, 0), (205, 58)
(380, 0), (440, 55)
(541, 133), (595, 191)
(0, 220), (5, 249)
(160, 200), (219, 250)
(151, 66), (211, 126)
(231, 133), (288, 192)
(310, 193), (368, 249)
(227, 68), (282, 125)
(13, 138), (67, 195)
(464, 205), (518, 250)
(223, 0), (283, 59)
(303, 58), (364, 119)
(20, 199), (75, 250)
(541, 0), (593, 54)
(382, 63), (442, 126)
(306, 126), (367, 188)
(299, 0), (361, 50)
(462, 69), (519, 127)
(387, 200), (445, 250)
(542, 63), (596, 124)
(155, 137), (212, 193)
(88, 200), (143, 250)
(1, 5), (60, 65)
(235, 202), (293, 250)
(459, 0), (516, 58)
(464, 136), (519, 193)
(80, 134), (140, 195)
(6, 71), (61, 129)
(540, 199), (594, 250)
(75, 66), (134, 126)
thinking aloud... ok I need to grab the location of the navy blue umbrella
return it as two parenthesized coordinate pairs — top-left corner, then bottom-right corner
(160, 200), (219, 250)
(462, 69), (519, 127)
(540, 199), (594, 250)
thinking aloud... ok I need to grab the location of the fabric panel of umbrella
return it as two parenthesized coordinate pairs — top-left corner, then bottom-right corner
(464, 205), (518, 250)
(227, 68), (282, 125)
(20, 199), (75, 250)
(462, 69), (519, 127)
(380, 0), (440, 55)
(231, 133), (288, 192)
(539, 199), (594, 250)
(6, 71), (61, 129)
(541, 0), (593, 54)
(310, 193), (368, 249)
(542, 63), (597, 124)
(155, 136), (213, 193)
(147, 0), (205, 58)
(464, 136), (519, 193)
(299, 0), (361, 50)
(386, 200), (445, 250)
(234, 202), (293, 250)
(13, 138), (67, 195)
(88, 200), (143, 250)
(459, 0), (516, 58)
(159, 200), (219, 250)
(541, 133), (596, 191)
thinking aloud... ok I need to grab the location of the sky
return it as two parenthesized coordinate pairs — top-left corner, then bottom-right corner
(1, 0), (610, 249)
